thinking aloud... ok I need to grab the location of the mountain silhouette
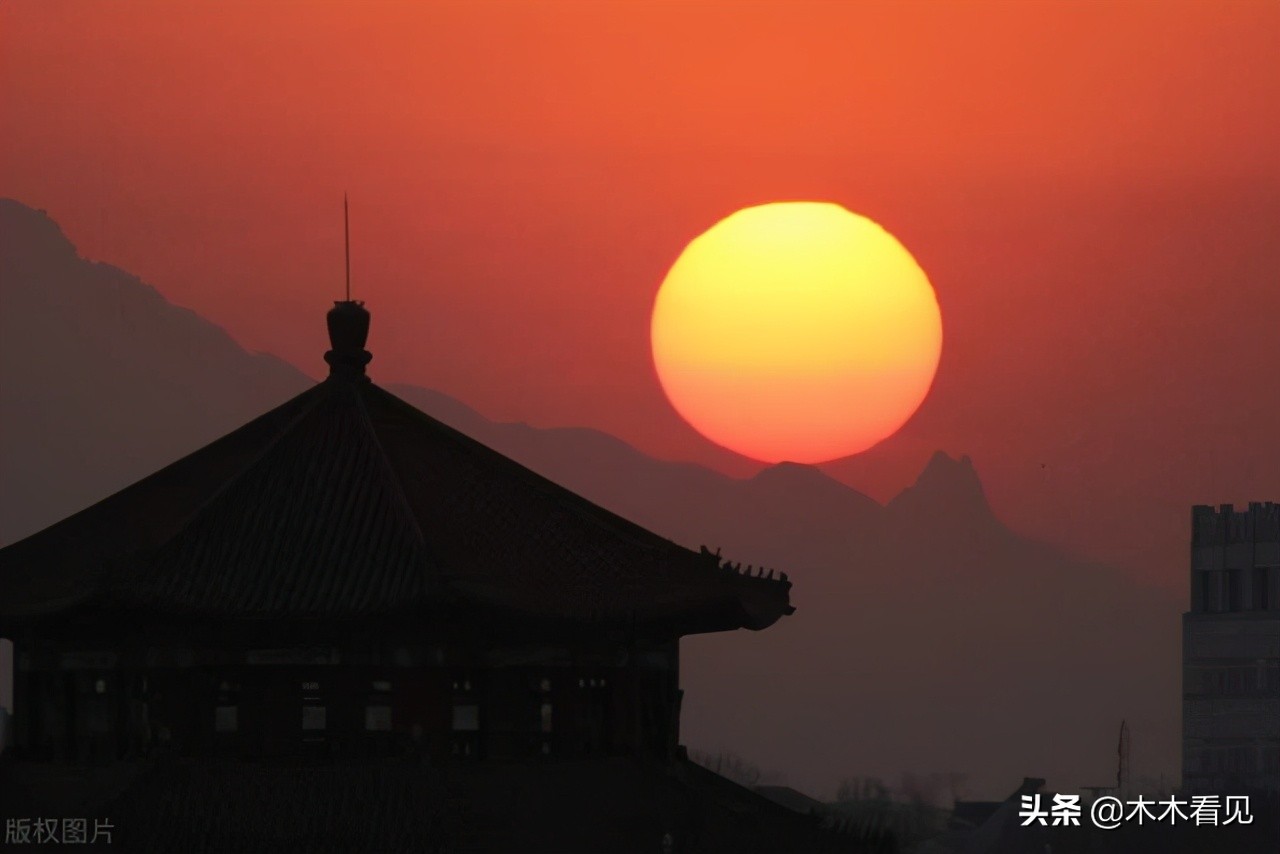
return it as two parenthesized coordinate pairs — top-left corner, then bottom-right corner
(0, 199), (1180, 799)
(889, 451), (991, 518)
(0, 199), (311, 545)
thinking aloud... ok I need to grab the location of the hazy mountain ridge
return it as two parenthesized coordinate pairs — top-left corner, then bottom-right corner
(0, 199), (312, 545)
(0, 199), (1179, 799)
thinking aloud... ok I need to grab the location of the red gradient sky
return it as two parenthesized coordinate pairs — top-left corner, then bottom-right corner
(3, 1), (1279, 588)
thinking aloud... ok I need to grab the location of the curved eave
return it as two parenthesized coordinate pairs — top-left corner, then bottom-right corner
(0, 553), (797, 638)
(444, 572), (796, 637)
(725, 575), (797, 633)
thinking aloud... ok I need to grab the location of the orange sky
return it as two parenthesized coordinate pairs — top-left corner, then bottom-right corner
(3, 0), (1279, 586)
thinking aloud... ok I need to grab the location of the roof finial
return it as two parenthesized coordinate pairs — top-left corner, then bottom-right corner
(344, 192), (351, 301)
(325, 192), (371, 380)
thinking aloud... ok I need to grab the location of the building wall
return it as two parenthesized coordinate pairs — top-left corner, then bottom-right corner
(1183, 502), (1280, 794)
(8, 633), (682, 765)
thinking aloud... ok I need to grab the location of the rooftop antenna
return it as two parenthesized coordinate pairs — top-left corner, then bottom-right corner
(343, 192), (351, 301)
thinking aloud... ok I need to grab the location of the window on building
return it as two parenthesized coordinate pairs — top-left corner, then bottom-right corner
(215, 705), (238, 733)
(302, 705), (327, 731)
(301, 679), (325, 731)
(1253, 568), (1270, 610)
(1201, 572), (1214, 612)
(365, 705), (392, 732)
(215, 680), (240, 733)
(364, 679), (392, 732)
(88, 678), (112, 733)
(540, 701), (553, 734)
(1226, 570), (1242, 611)
(449, 673), (480, 756)
(452, 703), (479, 732)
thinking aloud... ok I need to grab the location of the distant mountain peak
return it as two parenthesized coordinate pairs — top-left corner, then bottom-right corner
(887, 450), (993, 519)
(753, 460), (853, 493)
(922, 449), (977, 478)
(754, 460), (823, 481)
(749, 460), (885, 519)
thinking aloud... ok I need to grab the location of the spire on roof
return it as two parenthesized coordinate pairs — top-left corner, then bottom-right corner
(344, 192), (351, 301)
(325, 194), (371, 380)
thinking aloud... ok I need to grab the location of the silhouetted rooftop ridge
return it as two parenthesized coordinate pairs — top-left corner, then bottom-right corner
(0, 300), (794, 633)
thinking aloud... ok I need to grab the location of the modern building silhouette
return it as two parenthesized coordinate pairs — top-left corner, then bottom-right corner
(1183, 502), (1280, 794)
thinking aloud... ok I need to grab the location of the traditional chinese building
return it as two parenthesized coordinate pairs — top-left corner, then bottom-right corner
(1183, 502), (1280, 795)
(0, 301), (795, 769)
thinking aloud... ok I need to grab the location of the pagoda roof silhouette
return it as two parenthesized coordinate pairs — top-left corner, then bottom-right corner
(0, 302), (794, 635)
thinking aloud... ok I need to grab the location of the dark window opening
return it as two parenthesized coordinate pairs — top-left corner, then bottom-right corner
(539, 701), (553, 734)
(1226, 570), (1242, 611)
(366, 679), (392, 732)
(1253, 568), (1270, 610)
(364, 705), (392, 731)
(450, 673), (480, 759)
(301, 680), (325, 735)
(302, 705), (326, 731)
(451, 704), (479, 732)
(1200, 572), (1212, 612)
(215, 680), (240, 733)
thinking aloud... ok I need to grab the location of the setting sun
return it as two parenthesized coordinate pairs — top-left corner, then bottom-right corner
(651, 202), (942, 463)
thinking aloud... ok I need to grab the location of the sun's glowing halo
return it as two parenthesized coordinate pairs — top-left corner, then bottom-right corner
(650, 202), (942, 464)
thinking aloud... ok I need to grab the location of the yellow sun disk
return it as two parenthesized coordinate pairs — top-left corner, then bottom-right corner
(651, 202), (942, 463)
